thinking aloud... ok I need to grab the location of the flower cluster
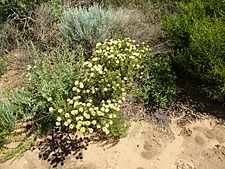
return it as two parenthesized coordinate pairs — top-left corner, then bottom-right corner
(54, 98), (121, 135)
(53, 38), (149, 136)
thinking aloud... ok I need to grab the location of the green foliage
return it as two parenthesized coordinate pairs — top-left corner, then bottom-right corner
(26, 47), (82, 122)
(98, 0), (187, 7)
(0, 100), (14, 147)
(0, 130), (10, 147)
(108, 112), (129, 138)
(54, 39), (149, 137)
(0, 100), (15, 131)
(58, 4), (128, 46)
(51, 0), (63, 19)
(0, 52), (11, 77)
(138, 56), (176, 107)
(163, 0), (225, 101)
(9, 89), (37, 120)
(0, 138), (35, 162)
(0, 59), (6, 77)
(2, 47), (84, 134)
(0, 0), (50, 23)
(98, 0), (141, 6)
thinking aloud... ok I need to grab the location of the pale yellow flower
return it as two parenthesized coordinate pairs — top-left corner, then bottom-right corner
(92, 120), (97, 125)
(27, 65), (32, 71)
(80, 127), (86, 133)
(92, 57), (98, 61)
(57, 117), (62, 121)
(79, 107), (84, 112)
(74, 80), (79, 86)
(69, 124), (74, 129)
(94, 107), (99, 111)
(71, 110), (78, 115)
(49, 107), (54, 112)
(64, 121), (69, 126)
(105, 130), (110, 135)
(103, 88), (108, 92)
(88, 128), (93, 134)
(96, 42), (102, 47)
(65, 113), (70, 118)
(76, 124), (81, 129)
(56, 121), (61, 126)
(67, 119), (72, 124)
(47, 97), (52, 102)
(79, 82), (84, 88)
(100, 107), (105, 112)
(58, 109), (63, 113)
(109, 120), (113, 125)
(88, 62), (92, 68)
(90, 72), (95, 77)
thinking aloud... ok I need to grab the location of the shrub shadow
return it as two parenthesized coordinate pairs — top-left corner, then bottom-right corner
(146, 63), (225, 128)
(168, 64), (225, 125)
(37, 129), (90, 168)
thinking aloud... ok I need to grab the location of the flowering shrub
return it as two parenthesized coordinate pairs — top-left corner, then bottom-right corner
(52, 38), (149, 137)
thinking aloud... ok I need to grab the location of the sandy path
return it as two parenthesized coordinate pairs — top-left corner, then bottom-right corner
(1, 116), (225, 169)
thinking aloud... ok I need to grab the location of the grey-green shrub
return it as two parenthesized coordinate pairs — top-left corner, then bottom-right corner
(0, 99), (15, 146)
(163, 0), (225, 101)
(0, 100), (15, 131)
(58, 4), (129, 45)
(1, 47), (84, 134)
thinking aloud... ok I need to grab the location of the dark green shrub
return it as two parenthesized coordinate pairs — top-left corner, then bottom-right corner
(138, 56), (176, 107)
(163, 0), (225, 101)
(0, 0), (50, 23)
(97, 0), (189, 7)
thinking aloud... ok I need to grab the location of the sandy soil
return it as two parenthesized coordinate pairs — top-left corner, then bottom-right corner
(1, 115), (225, 169)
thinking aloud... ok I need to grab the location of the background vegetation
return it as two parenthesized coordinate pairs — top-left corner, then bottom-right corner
(163, 0), (225, 101)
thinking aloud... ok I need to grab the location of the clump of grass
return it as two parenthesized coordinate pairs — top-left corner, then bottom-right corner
(0, 139), (35, 162)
